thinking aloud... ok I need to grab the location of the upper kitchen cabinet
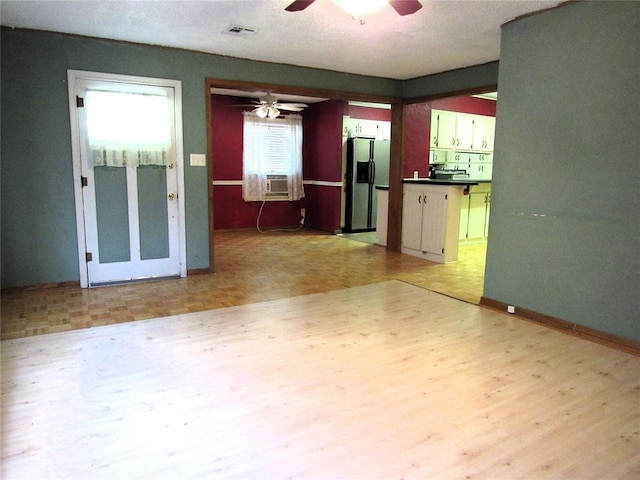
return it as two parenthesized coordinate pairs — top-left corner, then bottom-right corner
(430, 110), (495, 153)
(430, 111), (472, 150)
(344, 117), (390, 140)
(472, 115), (496, 152)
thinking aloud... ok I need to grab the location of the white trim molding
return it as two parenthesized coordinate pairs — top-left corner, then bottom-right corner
(212, 179), (343, 188)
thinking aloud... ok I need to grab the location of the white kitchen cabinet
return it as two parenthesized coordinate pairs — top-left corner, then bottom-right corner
(430, 111), (473, 150)
(344, 117), (390, 140)
(442, 153), (493, 181)
(430, 149), (448, 164)
(401, 184), (463, 263)
(445, 152), (471, 174)
(456, 115), (474, 150)
(472, 115), (496, 152)
(430, 110), (453, 149)
(467, 162), (493, 181)
(431, 110), (495, 153)
(459, 184), (491, 244)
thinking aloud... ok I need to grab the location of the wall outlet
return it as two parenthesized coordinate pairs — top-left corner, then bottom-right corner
(413, 171), (419, 179)
(507, 305), (516, 314)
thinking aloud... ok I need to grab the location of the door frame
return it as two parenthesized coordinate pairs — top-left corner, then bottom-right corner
(67, 69), (187, 288)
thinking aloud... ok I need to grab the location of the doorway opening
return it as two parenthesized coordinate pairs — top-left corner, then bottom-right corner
(206, 78), (496, 304)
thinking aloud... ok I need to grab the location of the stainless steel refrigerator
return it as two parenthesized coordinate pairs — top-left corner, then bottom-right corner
(344, 137), (390, 232)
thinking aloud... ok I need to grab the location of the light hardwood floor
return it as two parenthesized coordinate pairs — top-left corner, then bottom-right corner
(1, 229), (486, 340)
(2, 280), (639, 479)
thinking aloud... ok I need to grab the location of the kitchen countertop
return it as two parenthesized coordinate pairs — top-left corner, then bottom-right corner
(377, 179), (490, 189)
(402, 178), (482, 186)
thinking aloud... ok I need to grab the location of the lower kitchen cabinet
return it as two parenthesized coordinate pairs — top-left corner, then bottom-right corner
(459, 184), (491, 244)
(401, 184), (463, 263)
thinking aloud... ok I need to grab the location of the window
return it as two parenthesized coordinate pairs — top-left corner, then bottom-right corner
(85, 89), (173, 167)
(242, 112), (304, 201)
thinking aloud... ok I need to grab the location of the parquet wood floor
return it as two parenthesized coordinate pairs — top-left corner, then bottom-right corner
(1, 229), (486, 340)
(2, 281), (639, 479)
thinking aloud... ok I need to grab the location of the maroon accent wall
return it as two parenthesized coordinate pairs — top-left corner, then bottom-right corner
(348, 104), (392, 122)
(303, 100), (346, 232)
(304, 100), (345, 182)
(211, 95), (243, 181)
(432, 96), (497, 116)
(404, 96), (497, 178)
(210, 95), (396, 232)
(211, 95), (304, 230)
(405, 103), (431, 178)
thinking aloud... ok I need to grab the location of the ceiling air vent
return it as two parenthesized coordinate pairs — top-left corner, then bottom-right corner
(223, 25), (258, 37)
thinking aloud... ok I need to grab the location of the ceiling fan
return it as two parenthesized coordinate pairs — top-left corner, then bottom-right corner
(285, 0), (423, 18)
(234, 94), (308, 119)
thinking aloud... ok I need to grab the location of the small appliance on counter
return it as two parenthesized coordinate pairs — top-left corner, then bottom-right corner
(432, 169), (470, 180)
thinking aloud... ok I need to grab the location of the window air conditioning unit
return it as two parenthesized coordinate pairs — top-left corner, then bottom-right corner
(265, 174), (290, 200)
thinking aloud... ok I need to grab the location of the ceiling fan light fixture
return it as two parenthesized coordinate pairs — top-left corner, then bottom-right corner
(332, 0), (389, 20)
(255, 104), (281, 119)
(267, 106), (280, 119)
(255, 106), (268, 118)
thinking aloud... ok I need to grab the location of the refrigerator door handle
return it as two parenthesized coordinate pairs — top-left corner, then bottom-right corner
(370, 160), (375, 185)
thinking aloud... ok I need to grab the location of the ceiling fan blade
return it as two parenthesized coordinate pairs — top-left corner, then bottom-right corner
(285, 0), (315, 12)
(277, 105), (304, 112)
(389, 0), (422, 16)
(276, 103), (308, 109)
(229, 102), (262, 107)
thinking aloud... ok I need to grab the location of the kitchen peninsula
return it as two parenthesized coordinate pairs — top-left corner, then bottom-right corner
(400, 179), (477, 263)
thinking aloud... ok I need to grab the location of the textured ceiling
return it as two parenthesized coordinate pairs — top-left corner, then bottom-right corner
(1, 0), (560, 80)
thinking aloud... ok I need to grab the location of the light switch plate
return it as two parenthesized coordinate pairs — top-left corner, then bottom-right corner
(190, 153), (206, 167)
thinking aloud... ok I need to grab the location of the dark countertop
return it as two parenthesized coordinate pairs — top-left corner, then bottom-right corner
(377, 179), (489, 189)
(402, 178), (481, 186)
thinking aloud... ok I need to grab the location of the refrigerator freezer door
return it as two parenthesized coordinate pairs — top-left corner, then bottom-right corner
(353, 137), (372, 162)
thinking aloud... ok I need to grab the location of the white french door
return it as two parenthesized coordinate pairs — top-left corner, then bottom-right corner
(68, 71), (186, 287)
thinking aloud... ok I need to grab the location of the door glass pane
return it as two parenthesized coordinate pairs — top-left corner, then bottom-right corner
(95, 166), (130, 263)
(137, 165), (169, 260)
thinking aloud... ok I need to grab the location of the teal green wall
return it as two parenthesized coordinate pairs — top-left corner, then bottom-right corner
(402, 61), (499, 99)
(484, 2), (640, 342)
(0, 28), (401, 288)
(1, 27), (496, 289)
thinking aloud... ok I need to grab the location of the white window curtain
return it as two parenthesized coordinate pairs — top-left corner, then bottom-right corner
(242, 112), (304, 201)
(85, 89), (173, 167)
